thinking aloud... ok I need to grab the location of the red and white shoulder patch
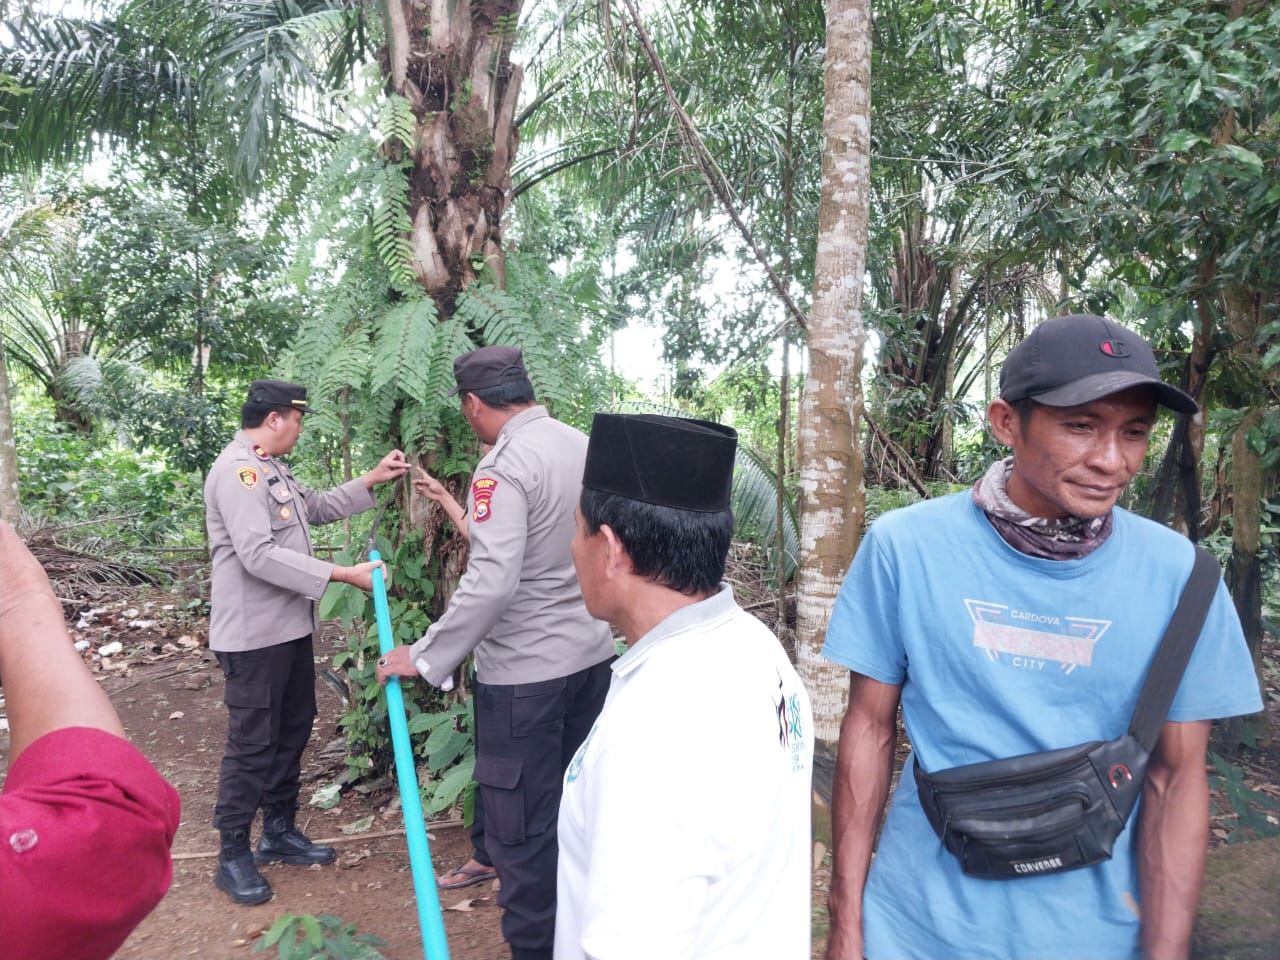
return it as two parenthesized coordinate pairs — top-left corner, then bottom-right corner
(471, 477), (498, 523)
(237, 467), (259, 489)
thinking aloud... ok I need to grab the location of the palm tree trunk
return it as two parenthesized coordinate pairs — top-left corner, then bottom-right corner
(383, 0), (524, 302)
(795, 0), (871, 811)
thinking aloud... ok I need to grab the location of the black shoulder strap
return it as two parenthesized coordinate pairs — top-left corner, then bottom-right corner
(1128, 545), (1221, 752)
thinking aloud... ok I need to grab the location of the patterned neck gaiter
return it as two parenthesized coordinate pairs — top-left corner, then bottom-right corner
(972, 457), (1113, 561)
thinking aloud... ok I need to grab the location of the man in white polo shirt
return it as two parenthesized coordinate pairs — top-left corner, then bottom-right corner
(555, 414), (814, 960)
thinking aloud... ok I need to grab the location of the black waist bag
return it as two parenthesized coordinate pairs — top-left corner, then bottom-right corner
(914, 546), (1219, 881)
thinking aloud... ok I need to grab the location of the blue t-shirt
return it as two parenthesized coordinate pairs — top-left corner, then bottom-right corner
(822, 493), (1262, 960)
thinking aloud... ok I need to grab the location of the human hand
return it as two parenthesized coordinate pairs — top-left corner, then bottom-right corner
(333, 560), (389, 592)
(411, 465), (449, 504)
(375, 645), (418, 686)
(364, 449), (410, 487)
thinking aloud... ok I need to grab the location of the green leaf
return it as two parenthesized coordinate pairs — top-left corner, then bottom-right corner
(1220, 144), (1264, 177)
(302, 914), (324, 947)
(422, 717), (458, 755)
(425, 757), (475, 815)
(319, 583), (350, 620)
(310, 783), (343, 809)
(258, 915), (297, 949)
(427, 729), (471, 769)
(341, 813), (376, 834)
(1161, 130), (1203, 152)
(1246, 428), (1267, 456)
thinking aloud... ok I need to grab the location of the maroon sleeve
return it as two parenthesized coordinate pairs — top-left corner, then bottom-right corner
(0, 727), (181, 960)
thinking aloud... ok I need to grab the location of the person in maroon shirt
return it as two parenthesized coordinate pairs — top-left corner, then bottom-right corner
(0, 521), (181, 960)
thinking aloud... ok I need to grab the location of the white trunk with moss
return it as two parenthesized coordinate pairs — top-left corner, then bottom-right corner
(795, 0), (871, 755)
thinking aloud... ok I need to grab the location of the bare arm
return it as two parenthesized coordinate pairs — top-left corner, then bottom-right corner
(0, 521), (126, 761)
(825, 672), (902, 960)
(1138, 719), (1211, 960)
(412, 465), (467, 535)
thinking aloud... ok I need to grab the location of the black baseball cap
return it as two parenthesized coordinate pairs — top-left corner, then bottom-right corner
(999, 314), (1197, 414)
(449, 345), (531, 397)
(583, 414), (737, 513)
(247, 379), (316, 414)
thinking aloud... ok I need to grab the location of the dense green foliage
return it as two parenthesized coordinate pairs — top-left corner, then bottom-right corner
(14, 398), (204, 544)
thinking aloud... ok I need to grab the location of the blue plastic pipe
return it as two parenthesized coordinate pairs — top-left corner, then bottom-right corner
(370, 548), (451, 960)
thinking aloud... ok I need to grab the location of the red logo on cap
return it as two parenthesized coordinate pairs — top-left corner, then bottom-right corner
(1100, 339), (1131, 358)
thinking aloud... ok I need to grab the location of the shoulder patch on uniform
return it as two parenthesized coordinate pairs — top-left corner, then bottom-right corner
(472, 477), (498, 523)
(237, 467), (259, 489)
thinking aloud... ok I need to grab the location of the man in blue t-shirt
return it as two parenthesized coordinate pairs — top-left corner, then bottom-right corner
(821, 314), (1263, 960)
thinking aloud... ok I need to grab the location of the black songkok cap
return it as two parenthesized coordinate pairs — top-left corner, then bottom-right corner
(999, 314), (1197, 414)
(247, 379), (316, 414)
(583, 414), (737, 513)
(449, 345), (531, 397)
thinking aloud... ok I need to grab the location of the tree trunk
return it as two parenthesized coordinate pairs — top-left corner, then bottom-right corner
(383, 0), (524, 303)
(1216, 285), (1270, 751)
(0, 340), (21, 523)
(795, 0), (871, 813)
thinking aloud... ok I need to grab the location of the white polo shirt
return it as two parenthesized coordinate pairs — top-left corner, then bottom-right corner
(555, 585), (813, 960)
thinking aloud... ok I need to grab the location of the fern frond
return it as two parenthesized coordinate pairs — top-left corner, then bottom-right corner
(286, 133), (375, 287)
(315, 328), (372, 396)
(365, 378), (398, 441)
(452, 282), (573, 408)
(377, 93), (416, 152)
(371, 297), (437, 402)
(425, 318), (474, 407)
(371, 163), (415, 291)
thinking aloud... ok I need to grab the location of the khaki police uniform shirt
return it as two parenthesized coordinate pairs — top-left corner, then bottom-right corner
(408, 406), (614, 686)
(205, 430), (376, 652)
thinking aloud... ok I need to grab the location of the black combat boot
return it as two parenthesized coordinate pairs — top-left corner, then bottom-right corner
(215, 827), (272, 905)
(255, 805), (336, 866)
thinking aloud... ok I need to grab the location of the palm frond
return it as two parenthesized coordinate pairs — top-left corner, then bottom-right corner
(0, 9), (197, 174)
(203, 0), (371, 189)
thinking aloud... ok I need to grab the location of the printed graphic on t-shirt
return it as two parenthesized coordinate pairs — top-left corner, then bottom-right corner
(565, 723), (596, 783)
(964, 599), (1111, 673)
(775, 672), (809, 772)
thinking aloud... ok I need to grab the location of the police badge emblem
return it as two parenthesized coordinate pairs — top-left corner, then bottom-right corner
(471, 477), (498, 522)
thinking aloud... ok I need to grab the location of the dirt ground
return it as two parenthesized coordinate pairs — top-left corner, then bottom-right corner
(1, 589), (1277, 960)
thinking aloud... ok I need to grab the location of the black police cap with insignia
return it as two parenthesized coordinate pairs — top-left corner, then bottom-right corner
(583, 414), (737, 513)
(449, 345), (531, 397)
(247, 379), (317, 414)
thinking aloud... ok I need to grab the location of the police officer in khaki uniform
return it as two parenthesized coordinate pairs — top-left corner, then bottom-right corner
(206, 379), (408, 905)
(378, 347), (615, 960)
